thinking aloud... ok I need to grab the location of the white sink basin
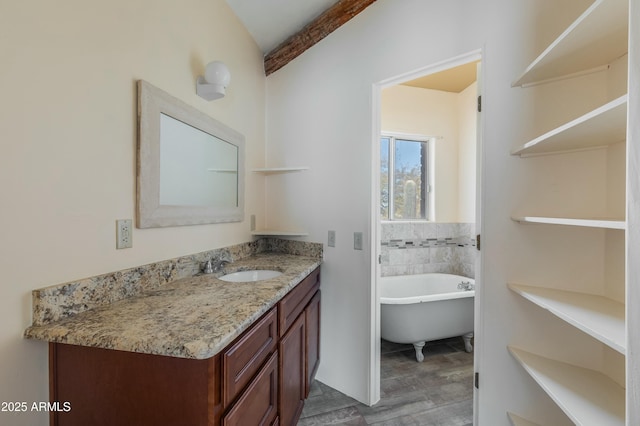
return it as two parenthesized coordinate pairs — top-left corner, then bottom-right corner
(218, 270), (283, 282)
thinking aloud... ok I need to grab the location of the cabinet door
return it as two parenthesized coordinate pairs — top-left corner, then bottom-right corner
(278, 267), (320, 336)
(222, 308), (278, 407)
(222, 351), (278, 426)
(279, 313), (306, 426)
(305, 290), (320, 397)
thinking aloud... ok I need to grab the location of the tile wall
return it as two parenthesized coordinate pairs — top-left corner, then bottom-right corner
(380, 222), (476, 278)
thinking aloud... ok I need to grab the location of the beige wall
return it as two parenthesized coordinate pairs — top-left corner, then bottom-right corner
(381, 83), (477, 222)
(0, 1), (265, 424)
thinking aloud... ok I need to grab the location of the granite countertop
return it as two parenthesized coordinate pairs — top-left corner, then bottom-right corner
(24, 253), (321, 360)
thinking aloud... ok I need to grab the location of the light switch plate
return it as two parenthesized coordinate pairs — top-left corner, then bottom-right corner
(354, 232), (363, 250)
(328, 230), (336, 247)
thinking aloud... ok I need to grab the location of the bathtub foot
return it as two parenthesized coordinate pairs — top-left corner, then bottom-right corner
(462, 332), (474, 353)
(413, 341), (426, 362)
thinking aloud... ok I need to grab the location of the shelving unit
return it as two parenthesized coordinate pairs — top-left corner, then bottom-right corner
(507, 0), (631, 424)
(508, 284), (625, 354)
(511, 216), (626, 230)
(253, 166), (310, 236)
(510, 95), (627, 157)
(512, 0), (628, 87)
(508, 347), (625, 426)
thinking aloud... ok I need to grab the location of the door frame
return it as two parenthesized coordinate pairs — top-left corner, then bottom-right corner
(369, 50), (484, 419)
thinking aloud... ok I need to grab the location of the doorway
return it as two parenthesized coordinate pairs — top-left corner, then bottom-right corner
(370, 50), (483, 423)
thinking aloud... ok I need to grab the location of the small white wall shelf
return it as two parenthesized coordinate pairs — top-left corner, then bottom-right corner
(251, 230), (309, 237)
(507, 412), (540, 426)
(508, 284), (625, 354)
(206, 169), (238, 173)
(511, 216), (626, 230)
(252, 167), (309, 174)
(511, 95), (627, 157)
(252, 166), (310, 236)
(508, 347), (625, 426)
(512, 0), (628, 87)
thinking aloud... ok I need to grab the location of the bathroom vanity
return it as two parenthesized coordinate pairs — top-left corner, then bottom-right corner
(24, 244), (322, 426)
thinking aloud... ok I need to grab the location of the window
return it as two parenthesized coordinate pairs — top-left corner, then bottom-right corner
(380, 135), (430, 220)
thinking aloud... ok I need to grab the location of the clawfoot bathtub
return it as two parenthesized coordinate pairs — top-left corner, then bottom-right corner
(380, 273), (474, 362)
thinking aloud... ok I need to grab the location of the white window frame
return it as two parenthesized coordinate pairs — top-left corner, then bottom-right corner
(380, 132), (436, 221)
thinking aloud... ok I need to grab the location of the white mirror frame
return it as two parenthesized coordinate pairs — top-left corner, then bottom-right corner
(137, 80), (245, 228)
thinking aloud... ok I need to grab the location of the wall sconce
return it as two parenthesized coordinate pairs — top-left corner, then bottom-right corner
(196, 61), (231, 101)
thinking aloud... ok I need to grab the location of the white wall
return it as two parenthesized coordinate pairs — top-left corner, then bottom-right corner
(265, 0), (486, 406)
(0, 1), (265, 424)
(265, 0), (605, 423)
(458, 82), (477, 222)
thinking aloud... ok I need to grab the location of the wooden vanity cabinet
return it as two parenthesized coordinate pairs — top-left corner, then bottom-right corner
(48, 266), (320, 426)
(49, 311), (278, 426)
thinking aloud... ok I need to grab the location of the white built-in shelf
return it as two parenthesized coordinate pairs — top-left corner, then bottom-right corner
(507, 412), (540, 426)
(206, 168), (238, 173)
(511, 95), (627, 156)
(508, 347), (625, 426)
(511, 216), (626, 230)
(508, 284), (625, 354)
(512, 0), (628, 87)
(251, 168), (309, 236)
(251, 229), (309, 237)
(252, 167), (309, 174)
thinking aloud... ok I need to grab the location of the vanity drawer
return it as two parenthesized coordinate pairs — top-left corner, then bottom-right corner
(278, 267), (320, 336)
(222, 307), (278, 407)
(222, 351), (278, 426)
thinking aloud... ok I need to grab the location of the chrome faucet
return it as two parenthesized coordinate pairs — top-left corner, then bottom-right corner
(202, 252), (233, 274)
(457, 281), (474, 291)
(202, 260), (215, 274)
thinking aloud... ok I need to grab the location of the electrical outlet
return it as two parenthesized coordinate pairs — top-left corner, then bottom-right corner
(251, 214), (256, 231)
(116, 219), (133, 249)
(328, 230), (336, 247)
(354, 232), (363, 250)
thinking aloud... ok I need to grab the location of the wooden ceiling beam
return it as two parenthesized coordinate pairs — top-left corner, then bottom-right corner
(264, 0), (377, 76)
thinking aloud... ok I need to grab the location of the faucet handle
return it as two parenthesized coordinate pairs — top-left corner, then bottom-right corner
(458, 281), (472, 290)
(213, 259), (230, 272)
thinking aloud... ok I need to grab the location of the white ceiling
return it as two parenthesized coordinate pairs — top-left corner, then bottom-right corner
(225, 0), (478, 90)
(225, 0), (340, 53)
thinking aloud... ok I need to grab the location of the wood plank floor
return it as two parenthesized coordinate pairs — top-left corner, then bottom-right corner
(298, 337), (474, 425)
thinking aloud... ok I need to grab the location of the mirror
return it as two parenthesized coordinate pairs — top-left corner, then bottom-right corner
(137, 80), (244, 228)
